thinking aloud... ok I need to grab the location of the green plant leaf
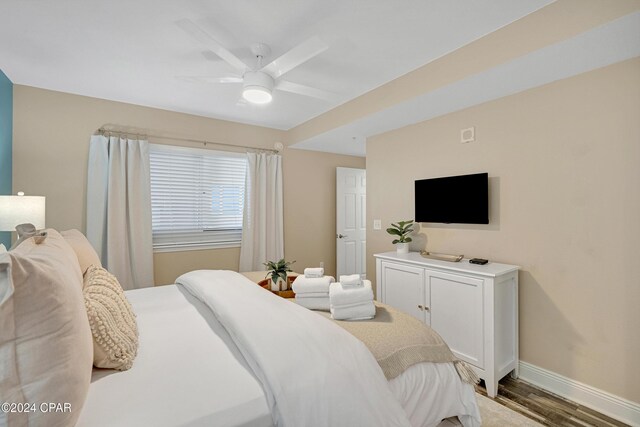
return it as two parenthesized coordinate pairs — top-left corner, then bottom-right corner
(392, 239), (399, 244)
(386, 228), (401, 236)
(405, 237), (412, 242)
(265, 259), (295, 280)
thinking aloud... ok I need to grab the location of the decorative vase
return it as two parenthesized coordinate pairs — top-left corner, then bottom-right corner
(270, 276), (286, 292)
(396, 242), (409, 254)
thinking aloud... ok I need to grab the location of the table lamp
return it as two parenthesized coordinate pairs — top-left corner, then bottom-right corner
(0, 192), (46, 247)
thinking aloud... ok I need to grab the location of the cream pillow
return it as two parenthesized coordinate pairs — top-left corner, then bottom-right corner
(61, 229), (102, 275)
(84, 265), (139, 370)
(0, 230), (93, 427)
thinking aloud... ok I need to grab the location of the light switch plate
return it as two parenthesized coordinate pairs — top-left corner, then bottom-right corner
(373, 219), (382, 230)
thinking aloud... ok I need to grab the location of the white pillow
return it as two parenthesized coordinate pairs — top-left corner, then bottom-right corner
(0, 229), (93, 427)
(0, 243), (6, 253)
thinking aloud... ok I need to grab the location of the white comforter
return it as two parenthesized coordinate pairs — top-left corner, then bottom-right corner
(177, 270), (411, 427)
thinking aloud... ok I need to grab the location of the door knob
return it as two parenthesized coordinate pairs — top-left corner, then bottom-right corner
(337, 234), (348, 239)
(418, 305), (424, 311)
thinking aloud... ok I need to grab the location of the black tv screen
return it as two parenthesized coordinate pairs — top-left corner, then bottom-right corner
(414, 173), (488, 224)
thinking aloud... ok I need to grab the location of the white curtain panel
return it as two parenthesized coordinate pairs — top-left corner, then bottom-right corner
(86, 135), (154, 289)
(239, 152), (284, 271)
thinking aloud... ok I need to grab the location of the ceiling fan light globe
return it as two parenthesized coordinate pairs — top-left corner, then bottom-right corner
(243, 86), (273, 104)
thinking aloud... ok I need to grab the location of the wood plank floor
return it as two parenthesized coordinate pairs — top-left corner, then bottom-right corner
(475, 378), (629, 427)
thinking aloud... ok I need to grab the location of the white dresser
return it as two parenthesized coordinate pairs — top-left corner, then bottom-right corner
(374, 251), (519, 397)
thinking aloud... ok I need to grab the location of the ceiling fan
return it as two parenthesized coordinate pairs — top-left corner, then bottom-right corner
(176, 19), (335, 105)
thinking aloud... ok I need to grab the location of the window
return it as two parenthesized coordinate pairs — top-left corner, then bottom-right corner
(149, 144), (247, 251)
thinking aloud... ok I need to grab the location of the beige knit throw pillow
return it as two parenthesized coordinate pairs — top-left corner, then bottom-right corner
(83, 265), (138, 370)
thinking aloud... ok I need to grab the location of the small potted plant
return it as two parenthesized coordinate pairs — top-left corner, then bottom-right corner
(263, 258), (295, 291)
(386, 220), (414, 254)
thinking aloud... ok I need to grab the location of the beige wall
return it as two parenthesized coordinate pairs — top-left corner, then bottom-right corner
(153, 247), (241, 285)
(367, 58), (640, 402)
(283, 148), (365, 277)
(12, 86), (361, 284)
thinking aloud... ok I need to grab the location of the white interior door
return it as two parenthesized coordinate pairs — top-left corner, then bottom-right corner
(336, 167), (366, 279)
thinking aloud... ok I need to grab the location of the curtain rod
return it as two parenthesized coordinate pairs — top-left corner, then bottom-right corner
(96, 127), (280, 154)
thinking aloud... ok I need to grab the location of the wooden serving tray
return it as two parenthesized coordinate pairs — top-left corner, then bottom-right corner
(257, 275), (297, 298)
(420, 251), (464, 262)
(273, 289), (295, 298)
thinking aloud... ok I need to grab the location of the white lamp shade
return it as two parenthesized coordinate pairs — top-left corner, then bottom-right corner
(0, 195), (46, 231)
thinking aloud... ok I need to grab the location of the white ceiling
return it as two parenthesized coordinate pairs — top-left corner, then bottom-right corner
(0, 0), (553, 130)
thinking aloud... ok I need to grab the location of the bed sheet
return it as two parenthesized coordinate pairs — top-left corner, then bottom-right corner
(77, 285), (272, 427)
(389, 362), (480, 427)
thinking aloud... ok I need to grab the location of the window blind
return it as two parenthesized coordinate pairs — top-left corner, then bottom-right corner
(149, 144), (247, 250)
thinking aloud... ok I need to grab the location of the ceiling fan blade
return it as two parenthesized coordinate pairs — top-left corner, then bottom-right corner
(176, 19), (247, 73)
(276, 80), (337, 101)
(262, 36), (328, 79)
(177, 76), (243, 84)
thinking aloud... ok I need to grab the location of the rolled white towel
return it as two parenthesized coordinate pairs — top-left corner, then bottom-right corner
(295, 296), (330, 311)
(292, 276), (335, 294)
(339, 274), (362, 288)
(329, 280), (374, 307)
(330, 301), (376, 320)
(304, 267), (324, 278)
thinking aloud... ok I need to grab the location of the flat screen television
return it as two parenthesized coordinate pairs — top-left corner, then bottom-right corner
(414, 172), (488, 224)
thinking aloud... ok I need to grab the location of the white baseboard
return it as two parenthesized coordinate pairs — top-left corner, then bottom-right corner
(518, 361), (640, 426)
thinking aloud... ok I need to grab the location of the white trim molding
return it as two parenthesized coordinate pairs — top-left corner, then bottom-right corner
(519, 361), (640, 426)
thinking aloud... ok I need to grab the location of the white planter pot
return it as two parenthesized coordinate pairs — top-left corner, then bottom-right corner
(270, 276), (286, 292)
(396, 242), (409, 254)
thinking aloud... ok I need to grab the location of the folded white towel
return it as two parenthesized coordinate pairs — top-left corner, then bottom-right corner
(330, 301), (376, 320)
(292, 276), (335, 294)
(295, 296), (330, 311)
(329, 280), (374, 307)
(339, 274), (362, 288)
(304, 267), (325, 278)
(293, 291), (328, 298)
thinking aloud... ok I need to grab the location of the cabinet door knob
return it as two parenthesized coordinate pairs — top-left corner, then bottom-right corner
(417, 304), (424, 311)
(424, 306), (430, 312)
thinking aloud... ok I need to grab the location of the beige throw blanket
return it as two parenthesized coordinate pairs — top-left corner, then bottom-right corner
(315, 302), (479, 384)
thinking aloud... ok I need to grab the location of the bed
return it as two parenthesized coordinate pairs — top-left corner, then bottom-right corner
(77, 271), (481, 427)
(1, 231), (480, 427)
